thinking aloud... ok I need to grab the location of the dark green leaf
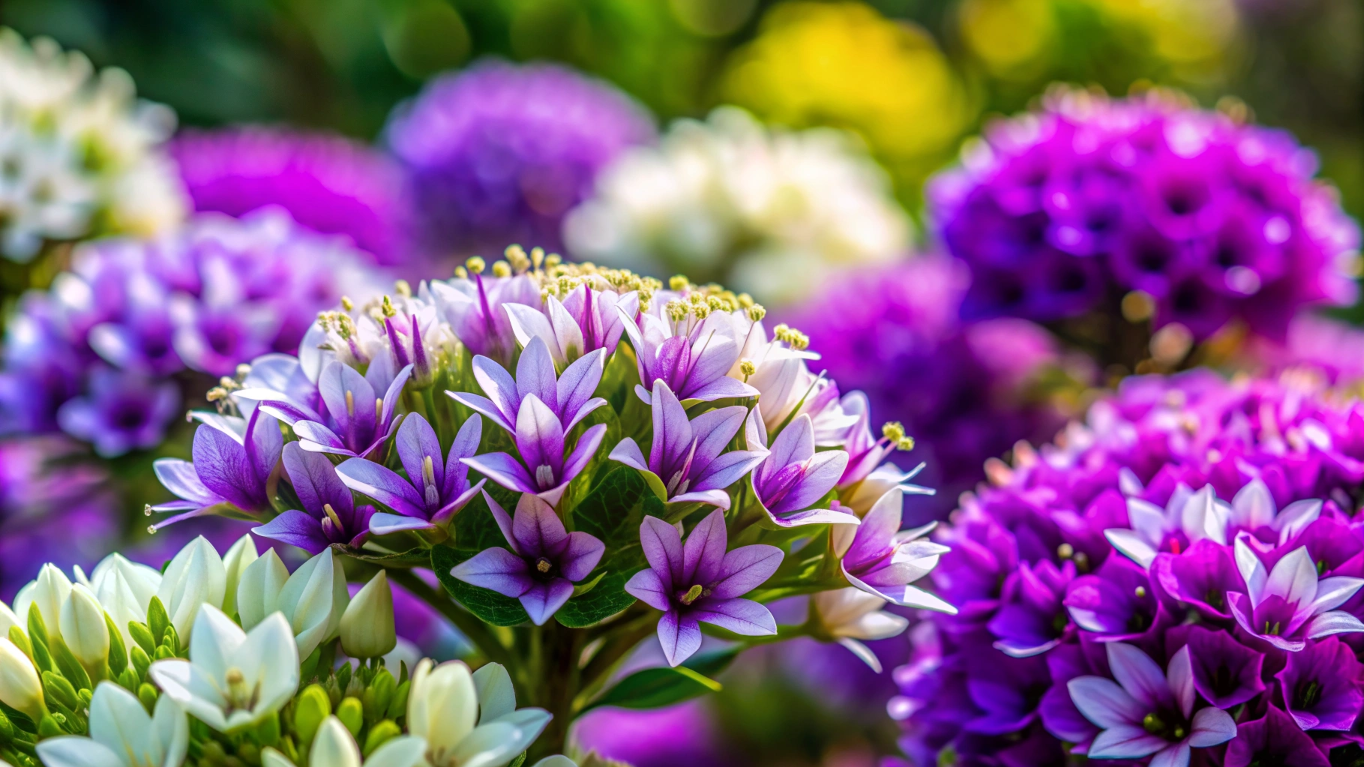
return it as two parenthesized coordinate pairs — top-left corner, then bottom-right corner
(683, 647), (742, 678)
(554, 565), (640, 628)
(584, 665), (722, 711)
(431, 546), (529, 628)
(573, 467), (648, 547)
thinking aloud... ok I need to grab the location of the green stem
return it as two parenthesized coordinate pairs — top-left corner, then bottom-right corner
(574, 616), (657, 713)
(385, 569), (514, 670)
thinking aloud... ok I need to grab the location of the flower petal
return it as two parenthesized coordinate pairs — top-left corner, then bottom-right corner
(656, 610), (702, 667)
(449, 549), (532, 599)
(710, 545), (783, 599)
(1067, 677), (1143, 729)
(1188, 706), (1237, 747)
(691, 597), (777, 636)
(624, 568), (671, 612)
(1087, 724), (1167, 759)
(335, 459), (427, 519)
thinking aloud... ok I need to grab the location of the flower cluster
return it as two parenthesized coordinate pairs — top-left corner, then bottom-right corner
(785, 258), (1083, 522)
(718, 1), (970, 201)
(0, 208), (377, 456)
(0, 535), (574, 767)
(385, 60), (655, 264)
(170, 127), (414, 267)
(929, 87), (1361, 340)
(146, 251), (954, 757)
(0, 28), (185, 263)
(892, 369), (1364, 766)
(564, 107), (913, 306)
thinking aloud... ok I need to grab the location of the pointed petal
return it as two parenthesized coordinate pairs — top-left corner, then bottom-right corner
(608, 438), (650, 473)
(448, 392), (514, 434)
(367, 513), (436, 536)
(462, 453), (537, 494)
(1188, 707), (1237, 747)
(253, 511), (329, 554)
(1107, 643), (1173, 711)
(682, 509), (728, 585)
(515, 337), (558, 412)
(1087, 724), (1167, 759)
(639, 515), (684, 591)
(624, 568), (671, 611)
(656, 611), (702, 667)
(1105, 529), (1159, 569)
(449, 549), (532, 598)
(1306, 610), (1364, 639)
(519, 579), (575, 626)
(710, 545), (783, 599)
(1066, 676), (1144, 729)
(512, 493), (569, 558)
(557, 349), (605, 423)
(1168, 646), (1194, 720)
(283, 442), (352, 515)
(691, 597), (777, 636)
(335, 459), (427, 519)
(560, 531), (606, 582)
(470, 355), (519, 427)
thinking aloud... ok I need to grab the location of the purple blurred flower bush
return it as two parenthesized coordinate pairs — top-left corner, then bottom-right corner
(892, 369), (1364, 766)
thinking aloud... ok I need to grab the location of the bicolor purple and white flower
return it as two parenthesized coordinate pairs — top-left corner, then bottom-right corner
(624, 511), (782, 666)
(253, 442), (376, 553)
(832, 489), (953, 612)
(747, 411), (854, 528)
(608, 381), (766, 510)
(505, 285), (639, 366)
(428, 272), (540, 364)
(449, 491), (606, 625)
(257, 360), (413, 459)
(619, 301), (758, 404)
(335, 413), (485, 536)
(1106, 485), (1229, 569)
(1227, 537), (1364, 652)
(461, 408), (605, 510)
(150, 407), (282, 528)
(1067, 643), (1236, 766)
(448, 336), (606, 437)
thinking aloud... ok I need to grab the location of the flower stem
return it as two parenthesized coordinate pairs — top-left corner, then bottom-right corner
(385, 569), (515, 670)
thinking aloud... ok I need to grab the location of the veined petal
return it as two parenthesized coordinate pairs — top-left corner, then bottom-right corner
(1105, 529), (1159, 569)
(1188, 707), (1236, 747)
(624, 568), (671, 612)
(1087, 724), (1167, 759)
(681, 509), (729, 586)
(335, 459), (427, 519)
(557, 349), (606, 422)
(1167, 646), (1194, 720)
(518, 579), (575, 626)
(1311, 576), (1364, 614)
(448, 392), (514, 434)
(1306, 610), (1364, 639)
(691, 597), (777, 636)
(515, 337), (559, 413)
(710, 544), (783, 599)
(639, 516), (683, 591)
(1067, 677), (1144, 729)
(1148, 743), (1191, 767)
(608, 438), (651, 474)
(1107, 643), (1173, 711)
(1234, 537), (1268, 604)
(1265, 546), (1319, 608)
(449, 549), (533, 599)
(367, 513), (436, 536)
(462, 454), (537, 494)
(657, 611), (702, 667)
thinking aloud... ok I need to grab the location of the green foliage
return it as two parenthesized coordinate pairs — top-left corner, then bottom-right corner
(584, 664), (723, 711)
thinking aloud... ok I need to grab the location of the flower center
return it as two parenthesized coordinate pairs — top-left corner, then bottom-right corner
(223, 667), (261, 715)
(1261, 620), (1283, 636)
(1295, 680), (1323, 710)
(1142, 711), (1186, 741)
(534, 464), (556, 490)
(679, 584), (705, 606)
(536, 558), (553, 575)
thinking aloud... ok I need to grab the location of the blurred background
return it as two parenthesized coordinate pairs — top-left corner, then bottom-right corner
(1, 0), (1361, 764)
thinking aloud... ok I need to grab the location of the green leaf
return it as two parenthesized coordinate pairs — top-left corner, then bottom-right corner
(554, 563), (641, 628)
(146, 597), (171, 647)
(573, 466), (647, 547)
(584, 665), (722, 712)
(508, 754), (527, 767)
(104, 614), (127, 677)
(431, 546), (529, 628)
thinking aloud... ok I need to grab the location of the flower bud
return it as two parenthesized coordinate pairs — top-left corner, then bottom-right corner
(0, 637), (46, 720)
(221, 534), (259, 618)
(59, 584), (110, 674)
(340, 572), (396, 659)
(14, 564), (73, 639)
(294, 684), (331, 745)
(278, 549), (349, 659)
(236, 549), (289, 630)
(88, 554), (160, 652)
(156, 536), (227, 638)
(0, 601), (18, 639)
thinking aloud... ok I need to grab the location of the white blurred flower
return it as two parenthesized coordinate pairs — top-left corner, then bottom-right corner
(564, 107), (911, 305)
(36, 682), (188, 767)
(811, 588), (910, 673)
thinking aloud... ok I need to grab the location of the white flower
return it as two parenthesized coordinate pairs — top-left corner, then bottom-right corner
(220, 534), (259, 618)
(811, 588), (909, 673)
(340, 571), (396, 660)
(262, 716), (426, 767)
(82, 554), (161, 652)
(237, 548), (348, 659)
(35, 681), (187, 767)
(149, 605), (299, 733)
(59, 583), (109, 674)
(155, 536), (227, 639)
(0, 636), (45, 720)
(13, 563), (73, 635)
(408, 659), (551, 767)
(0, 600), (18, 638)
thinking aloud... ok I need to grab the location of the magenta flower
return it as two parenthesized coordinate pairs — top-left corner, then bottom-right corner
(748, 412), (853, 528)
(608, 381), (765, 510)
(258, 359), (413, 459)
(1064, 554), (1167, 642)
(833, 489), (952, 612)
(1067, 643), (1236, 765)
(987, 558), (1076, 658)
(1223, 706), (1331, 767)
(1178, 625), (1265, 710)
(150, 407), (282, 528)
(1151, 539), (1241, 620)
(253, 442), (375, 553)
(1274, 637), (1364, 731)
(624, 511), (782, 666)
(448, 336), (606, 437)
(449, 491), (606, 625)
(618, 306), (758, 404)
(1105, 485), (1228, 569)
(1228, 537), (1364, 651)
(335, 413), (485, 536)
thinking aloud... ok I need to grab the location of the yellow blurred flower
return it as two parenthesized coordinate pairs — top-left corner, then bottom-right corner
(719, 2), (973, 202)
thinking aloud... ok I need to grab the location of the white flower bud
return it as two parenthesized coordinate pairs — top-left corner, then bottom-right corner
(156, 536), (227, 639)
(88, 554), (161, 652)
(0, 601), (19, 639)
(236, 549), (289, 631)
(221, 534), (259, 618)
(279, 549), (349, 659)
(60, 584), (110, 673)
(0, 637), (45, 720)
(340, 572), (395, 659)
(13, 563), (73, 638)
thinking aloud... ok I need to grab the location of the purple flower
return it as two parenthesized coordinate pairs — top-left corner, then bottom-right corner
(1175, 625), (1265, 709)
(988, 559), (1077, 658)
(171, 126), (413, 266)
(833, 489), (953, 612)
(385, 59), (655, 259)
(505, 284), (640, 366)
(429, 272), (541, 364)
(55, 367), (179, 457)
(335, 413), (485, 535)
(748, 413), (852, 528)
(259, 360), (413, 459)
(1274, 637), (1364, 731)
(1151, 539), (1243, 620)
(1064, 551), (1166, 642)
(608, 381), (765, 509)
(1227, 537), (1364, 651)
(619, 304), (759, 405)
(624, 511), (782, 666)
(1105, 484), (1228, 569)
(150, 407), (282, 528)
(449, 491), (605, 625)
(1067, 643), (1236, 765)
(253, 442), (376, 553)
(448, 336), (606, 437)
(1223, 706), (1332, 767)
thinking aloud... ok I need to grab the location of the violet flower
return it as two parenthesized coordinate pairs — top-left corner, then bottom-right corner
(1067, 643), (1236, 765)
(987, 559), (1076, 658)
(1273, 636), (1363, 731)
(505, 285), (640, 366)
(150, 407), (282, 528)
(253, 442), (375, 553)
(1223, 706), (1331, 767)
(1228, 537), (1364, 651)
(832, 488), (953, 612)
(449, 491), (605, 625)
(748, 412), (854, 528)
(1105, 484), (1228, 569)
(618, 304), (758, 404)
(428, 272), (540, 364)
(258, 359), (412, 459)
(1064, 554), (1167, 642)
(1177, 625), (1264, 709)
(448, 336), (606, 436)
(335, 413), (485, 536)
(608, 380), (765, 510)
(55, 367), (179, 458)
(624, 511), (782, 666)
(1151, 539), (1241, 620)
